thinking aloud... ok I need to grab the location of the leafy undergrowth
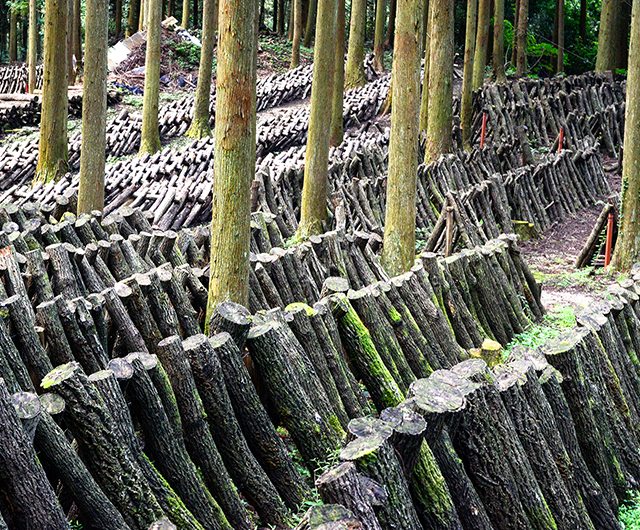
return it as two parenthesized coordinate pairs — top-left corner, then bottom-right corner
(620, 491), (640, 529)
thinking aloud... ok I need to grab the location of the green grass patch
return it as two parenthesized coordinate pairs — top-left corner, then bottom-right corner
(621, 491), (640, 529)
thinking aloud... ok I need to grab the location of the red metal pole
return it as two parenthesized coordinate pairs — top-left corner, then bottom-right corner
(480, 112), (488, 148)
(605, 212), (614, 267)
(558, 128), (564, 153)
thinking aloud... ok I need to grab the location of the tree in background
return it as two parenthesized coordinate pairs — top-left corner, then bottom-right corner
(186, 0), (216, 138)
(297, 0), (337, 238)
(303, 0), (317, 47)
(344, 0), (366, 88)
(182, 0), (190, 28)
(424, 0), (453, 164)
(516, 0), (528, 76)
(330, 0), (345, 146)
(9, 6), (17, 61)
(553, 0), (564, 73)
(290, 0), (302, 68)
(472, 0), (489, 89)
(373, 0), (386, 71)
(27, 0), (36, 91)
(418, 0), (431, 131)
(127, 0), (140, 35)
(596, 0), (620, 72)
(139, 0), (162, 155)
(77, 0), (108, 214)
(611, 0), (640, 270)
(492, 0), (505, 82)
(381, 0), (423, 276)
(461, 0), (477, 147)
(35, 0), (68, 184)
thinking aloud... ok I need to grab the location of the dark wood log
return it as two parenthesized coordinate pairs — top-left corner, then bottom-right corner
(294, 504), (365, 530)
(206, 332), (311, 510)
(0, 381), (68, 530)
(158, 335), (288, 526)
(208, 301), (252, 349)
(135, 270), (182, 338)
(157, 264), (201, 337)
(35, 298), (75, 366)
(41, 362), (164, 530)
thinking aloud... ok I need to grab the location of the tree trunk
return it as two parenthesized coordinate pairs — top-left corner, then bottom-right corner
(615, 0), (631, 70)
(515, 0), (528, 76)
(596, 0), (620, 72)
(385, 0), (396, 46)
(461, 0), (477, 147)
(9, 8), (17, 62)
(278, 0), (285, 34)
(424, 0), (453, 165)
(373, 0), (386, 70)
(472, 0), (490, 89)
(330, 0), (345, 146)
(492, 0), (505, 81)
(139, 0), (161, 154)
(35, 0), (68, 184)
(182, 0), (190, 28)
(419, 0), (431, 131)
(511, 0), (519, 66)
(554, 0), (564, 73)
(344, 0), (367, 89)
(290, 0), (302, 67)
(127, 0), (140, 35)
(28, 0), (37, 92)
(78, 0), (108, 214)
(303, 0), (317, 47)
(193, 0), (198, 27)
(297, 0), (336, 238)
(67, 0), (74, 83)
(186, 0), (215, 138)
(381, 0), (422, 276)
(611, 0), (640, 270)
(73, 0), (81, 62)
(204, 0), (256, 313)
(116, 0), (123, 35)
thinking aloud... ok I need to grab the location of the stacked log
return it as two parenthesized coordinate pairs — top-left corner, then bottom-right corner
(0, 63), (43, 93)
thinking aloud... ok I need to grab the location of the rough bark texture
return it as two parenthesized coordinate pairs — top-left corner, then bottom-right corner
(461, 0), (477, 148)
(28, 0), (37, 92)
(139, 0), (161, 154)
(78, 0), (108, 214)
(596, 0), (620, 73)
(182, 0), (190, 28)
(554, 0), (564, 73)
(35, 0), (68, 184)
(205, 0), (256, 313)
(472, 0), (490, 89)
(373, 0), (386, 71)
(330, 0), (345, 146)
(297, 0), (336, 237)
(186, 0), (215, 139)
(290, 0), (302, 68)
(516, 0), (528, 76)
(492, 0), (505, 82)
(344, 0), (367, 89)
(424, 0), (453, 165)
(611, 0), (640, 270)
(9, 9), (17, 62)
(381, 0), (422, 276)
(418, 0), (431, 131)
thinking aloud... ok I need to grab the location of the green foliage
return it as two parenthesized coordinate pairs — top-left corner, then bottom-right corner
(169, 40), (201, 68)
(620, 491), (640, 529)
(504, 305), (575, 356)
(69, 521), (84, 530)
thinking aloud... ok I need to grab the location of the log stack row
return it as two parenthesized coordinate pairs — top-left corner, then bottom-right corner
(0, 63), (43, 93)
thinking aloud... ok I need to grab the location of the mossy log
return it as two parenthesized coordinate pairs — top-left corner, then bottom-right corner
(135, 270), (182, 339)
(379, 406), (426, 478)
(294, 504), (364, 530)
(315, 463), (382, 530)
(89, 368), (205, 530)
(167, 334), (287, 526)
(41, 362), (164, 530)
(495, 364), (593, 530)
(330, 293), (404, 410)
(0, 381), (68, 530)
(208, 301), (252, 349)
(247, 320), (341, 470)
(340, 435), (423, 530)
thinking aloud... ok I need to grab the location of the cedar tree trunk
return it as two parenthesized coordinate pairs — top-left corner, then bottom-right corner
(611, 0), (640, 270)
(139, 0), (162, 155)
(28, 0), (37, 92)
(418, 0), (431, 131)
(35, 0), (68, 184)
(296, 0), (337, 238)
(493, 0), (505, 81)
(472, 0), (489, 89)
(330, 0), (346, 146)
(9, 8), (17, 61)
(381, 0), (423, 276)
(182, 0), (190, 28)
(555, 0), (564, 73)
(515, 0), (528, 76)
(461, 0), (477, 147)
(373, 0), (386, 71)
(77, 0), (108, 214)
(205, 0), (257, 314)
(597, 0), (620, 72)
(303, 0), (317, 46)
(291, 0), (302, 67)
(186, 0), (216, 138)
(127, 0), (140, 35)
(344, 0), (367, 88)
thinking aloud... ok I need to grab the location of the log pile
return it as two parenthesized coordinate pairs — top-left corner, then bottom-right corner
(0, 63), (43, 93)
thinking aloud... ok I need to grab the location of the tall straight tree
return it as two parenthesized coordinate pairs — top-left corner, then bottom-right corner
(35, 0), (68, 184)
(127, 0), (140, 35)
(303, 0), (318, 46)
(515, 0), (528, 76)
(424, 0), (453, 164)
(472, 0), (490, 89)
(9, 7), (17, 61)
(553, 0), (564, 73)
(381, 0), (423, 276)
(182, 0), (190, 27)
(611, 0), (640, 271)
(418, 0), (431, 131)
(205, 0), (257, 314)
(493, 0), (506, 82)
(330, 0), (345, 146)
(596, 0), (621, 72)
(28, 0), (37, 91)
(139, 0), (161, 155)
(344, 0), (366, 88)
(461, 0), (477, 147)
(77, 0), (108, 214)
(297, 0), (337, 238)
(186, 0), (216, 138)
(290, 0), (302, 68)
(373, 0), (386, 71)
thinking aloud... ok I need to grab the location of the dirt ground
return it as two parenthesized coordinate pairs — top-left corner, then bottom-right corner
(519, 166), (623, 314)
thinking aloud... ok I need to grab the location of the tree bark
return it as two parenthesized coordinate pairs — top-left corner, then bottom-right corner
(596, 0), (620, 72)
(182, 0), (190, 27)
(554, 0), (564, 73)
(611, 0), (640, 270)
(344, 0), (367, 89)
(127, 0), (140, 34)
(373, 0), (386, 71)
(9, 8), (17, 61)
(330, 0), (345, 146)
(303, 0), (317, 46)
(35, 0), (68, 184)
(424, 0), (453, 164)
(297, 0), (336, 237)
(515, 0), (528, 76)
(472, 0), (490, 89)
(381, 0), (422, 275)
(78, 0), (108, 214)
(290, 0), (302, 67)
(385, 0), (396, 46)
(461, 0), (477, 147)
(204, 0), (256, 312)
(28, 0), (37, 92)
(139, 0), (161, 154)
(418, 0), (431, 131)
(186, 0), (215, 138)
(492, 0), (505, 81)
